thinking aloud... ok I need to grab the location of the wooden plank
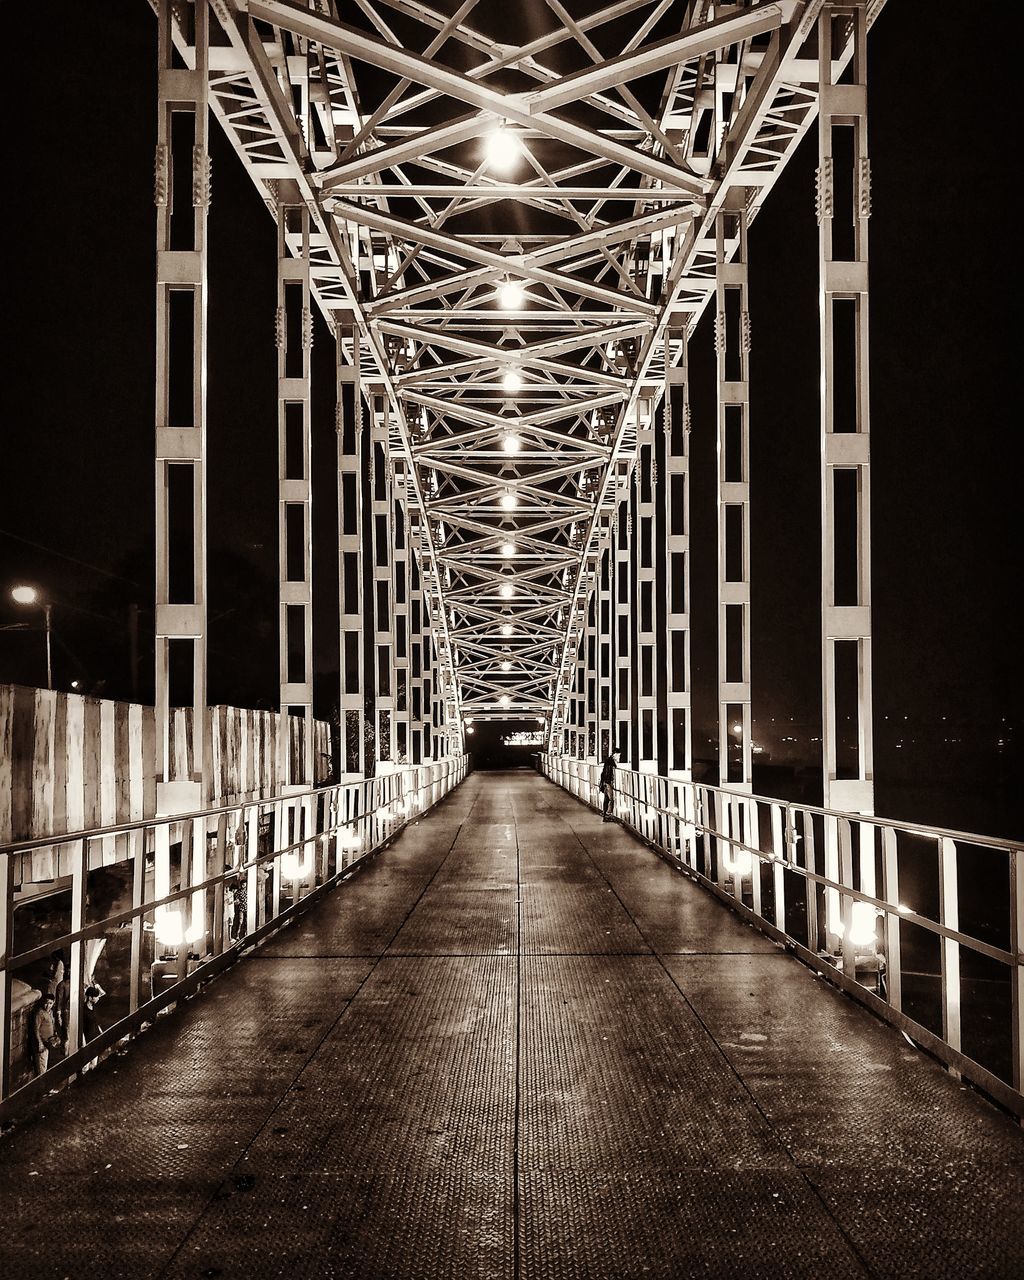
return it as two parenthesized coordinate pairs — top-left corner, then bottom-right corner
(52, 691), (68, 838)
(10, 686), (38, 842)
(0, 686), (14, 844)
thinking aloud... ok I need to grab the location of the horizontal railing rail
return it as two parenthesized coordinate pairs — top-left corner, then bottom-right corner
(541, 754), (1024, 1119)
(0, 755), (469, 1117)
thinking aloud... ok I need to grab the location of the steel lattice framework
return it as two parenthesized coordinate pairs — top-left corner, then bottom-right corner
(150, 0), (883, 808)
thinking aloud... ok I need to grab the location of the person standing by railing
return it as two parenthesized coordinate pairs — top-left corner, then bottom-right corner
(30, 993), (59, 1077)
(599, 749), (619, 822)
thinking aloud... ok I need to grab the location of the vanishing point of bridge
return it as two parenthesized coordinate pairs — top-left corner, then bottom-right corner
(1, 2), (1021, 1277)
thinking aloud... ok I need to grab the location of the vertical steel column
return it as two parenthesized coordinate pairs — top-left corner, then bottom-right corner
(408, 518), (423, 766)
(420, 556), (434, 762)
(665, 330), (692, 781)
(276, 200), (314, 785)
(715, 194), (752, 793)
(337, 327), (367, 777)
(633, 419), (657, 770)
(596, 531), (613, 762)
(818, 2), (874, 814)
(392, 475), (412, 765)
(614, 493), (631, 760)
(154, 0), (210, 813)
(584, 579), (597, 761)
(370, 397), (395, 768)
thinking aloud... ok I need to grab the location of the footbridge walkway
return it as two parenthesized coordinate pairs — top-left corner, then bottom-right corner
(2, 771), (1022, 1279)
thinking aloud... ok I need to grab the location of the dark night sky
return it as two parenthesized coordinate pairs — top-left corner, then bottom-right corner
(2, 2), (1020, 835)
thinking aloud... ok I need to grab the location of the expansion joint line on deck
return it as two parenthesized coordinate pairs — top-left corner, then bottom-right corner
(569, 820), (876, 1280)
(156, 818), (467, 1280)
(513, 805), (523, 1280)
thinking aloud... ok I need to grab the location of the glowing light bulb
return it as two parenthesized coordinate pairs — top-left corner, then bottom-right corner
(501, 369), (523, 393)
(498, 279), (525, 309)
(501, 660), (512, 672)
(499, 582), (515, 599)
(486, 127), (520, 171)
(723, 848), (753, 877)
(501, 623), (514, 637)
(848, 902), (878, 948)
(503, 432), (521, 454)
(501, 490), (518, 511)
(499, 695), (511, 708)
(501, 541), (516, 558)
(467, 725), (476, 734)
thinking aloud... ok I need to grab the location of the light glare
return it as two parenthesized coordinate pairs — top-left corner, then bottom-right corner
(498, 280), (525, 309)
(486, 127), (520, 171)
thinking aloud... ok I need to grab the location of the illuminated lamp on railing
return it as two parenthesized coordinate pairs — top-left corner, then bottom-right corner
(501, 622), (514, 637)
(835, 902), (880, 949)
(502, 433), (521, 455)
(499, 581), (515, 599)
(501, 489), (518, 511)
(501, 540), (517, 558)
(281, 849), (313, 881)
(154, 907), (204, 948)
(722, 848), (754, 877)
(501, 368), (523, 394)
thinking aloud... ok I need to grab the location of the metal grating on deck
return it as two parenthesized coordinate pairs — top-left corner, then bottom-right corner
(1, 773), (1022, 1278)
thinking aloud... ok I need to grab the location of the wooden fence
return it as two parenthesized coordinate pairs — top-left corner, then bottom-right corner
(0, 685), (332, 855)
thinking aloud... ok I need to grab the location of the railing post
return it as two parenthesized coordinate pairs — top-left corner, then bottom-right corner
(939, 837), (962, 1067)
(129, 829), (145, 1013)
(881, 825), (901, 1010)
(772, 804), (787, 933)
(1, 850), (14, 1099)
(1013, 848), (1024, 1096)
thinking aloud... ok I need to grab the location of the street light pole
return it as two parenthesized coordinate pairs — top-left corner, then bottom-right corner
(44, 603), (53, 691)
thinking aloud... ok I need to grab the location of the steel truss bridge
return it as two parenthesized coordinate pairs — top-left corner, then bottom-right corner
(150, 0), (878, 811)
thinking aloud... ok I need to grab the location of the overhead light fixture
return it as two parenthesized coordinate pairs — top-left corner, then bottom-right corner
(499, 582), (515, 599)
(501, 623), (514, 637)
(501, 541), (517, 558)
(501, 489), (518, 510)
(498, 279), (525, 310)
(499, 694), (511, 708)
(501, 369), (523, 393)
(502, 432), (521, 453)
(501, 660), (512, 672)
(486, 126), (520, 172)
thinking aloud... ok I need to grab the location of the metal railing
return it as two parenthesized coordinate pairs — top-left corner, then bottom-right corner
(0, 755), (469, 1117)
(541, 754), (1023, 1118)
